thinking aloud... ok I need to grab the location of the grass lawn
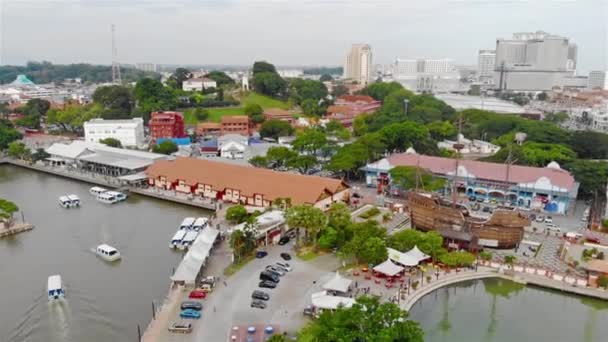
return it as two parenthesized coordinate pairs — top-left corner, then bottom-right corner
(223, 254), (255, 276)
(296, 247), (326, 261)
(182, 92), (288, 125)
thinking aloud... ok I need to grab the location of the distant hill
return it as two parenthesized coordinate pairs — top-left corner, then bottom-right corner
(0, 61), (160, 85)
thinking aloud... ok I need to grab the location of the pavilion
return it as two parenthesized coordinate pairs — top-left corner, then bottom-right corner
(322, 271), (352, 294)
(373, 259), (405, 277)
(387, 246), (430, 267)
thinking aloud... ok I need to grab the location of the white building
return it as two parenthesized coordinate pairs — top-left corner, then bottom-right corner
(394, 58), (460, 93)
(344, 44), (372, 85)
(437, 134), (500, 155)
(182, 77), (217, 91)
(83, 118), (145, 148)
(135, 63), (158, 73)
(588, 71), (608, 90)
(477, 50), (496, 83)
(494, 31), (578, 91)
(277, 70), (304, 78)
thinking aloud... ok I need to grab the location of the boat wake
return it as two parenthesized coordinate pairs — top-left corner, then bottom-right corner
(48, 298), (74, 342)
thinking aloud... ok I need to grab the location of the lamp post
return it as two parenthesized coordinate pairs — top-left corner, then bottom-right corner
(403, 99), (409, 115)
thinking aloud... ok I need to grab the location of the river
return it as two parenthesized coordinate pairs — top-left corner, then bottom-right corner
(409, 278), (608, 342)
(0, 165), (210, 342)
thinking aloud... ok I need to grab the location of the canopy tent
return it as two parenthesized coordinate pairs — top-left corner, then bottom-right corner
(311, 291), (355, 310)
(373, 259), (405, 277)
(171, 227), (219, 285)
(387, 246), (430, 267)
(322, 272), (352, 293)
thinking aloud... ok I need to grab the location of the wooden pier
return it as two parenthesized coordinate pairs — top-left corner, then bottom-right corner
(0, 223), (34, 238)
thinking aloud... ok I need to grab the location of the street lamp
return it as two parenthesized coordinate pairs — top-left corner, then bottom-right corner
(403, 99), (409, 115)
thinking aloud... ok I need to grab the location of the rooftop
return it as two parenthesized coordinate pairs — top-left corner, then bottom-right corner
(435, 94), (541, 115)
(221, 115), (249, 124)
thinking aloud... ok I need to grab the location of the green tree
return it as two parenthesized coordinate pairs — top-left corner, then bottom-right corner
(519, 142), (576, 166)
(229, 224), (256, 261)
(253, 72), (287, 98)
(319, 74), (333, 82)
(0, 198), (19, 226)
(292, 129), (327, 155)
(427, 121), (456, 140)
(566, 160), (608, 198)
(0, 120), (23, 150)
(340, 220), (386, 263)
(14, 114), (41, 129)
(325, 202), (353, 248)
(31, 148), (50, 162)
(327, 143), (369, 179)
(388, 229), (423, 253)
(503, 255), (517, 268)
(439, 251), (476, 267)
(301, 98), (320, 116)
(205, 71), (235, 87)
(332, 84), (349, 98)
(92, 85), (134, 119)
(266, 146), (297, 168)
(544, 111), (568, 124)
(289, 79), (328, 105)
(389, 166), (446, 192)
(226, 205), (249, 224)
(259, 119), (294, 140)
(598, 275), (608, 289)
(378, 121), (429, 152)
(7, 141), (31, 160)
(244, 103), (264, 124)
(569, 131), (608, 159)
(253, 61), (278, 75)
(359, 237), (388, 265)
(46, 104), (102, 132)
(249, 155), (269, 168)
(298, 296), (423, 342)
(194, 108), (209, 121)
(170, 68), (191, 89)
(360, 81), (406, 101)
(287, 155), (318, 174)
(479, 251), (493, 262)
(134, 78), (176, 113)
(152, 140), (178, 155)
(286, 204), (327, 249)
(99, 137), (122, 148)
(22, 98), (51, 116)
(266, 335), (288, 342)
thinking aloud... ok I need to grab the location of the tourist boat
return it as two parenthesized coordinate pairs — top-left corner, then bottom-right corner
(67, 194), (80, 207)
(179, 230), (199, 250)
(407, 191), (529, 249)
(95, 244), (121, 262)
(192, 217), (208, 231)
(58, 196), (71, 208)
(96, 192), (119, 204)
(105, 191), (127, 202)
(170, 229), (187, 249)
(179, 217), (196, 230)
(47, 275), (65, 301)
(90, 186), (108, 196)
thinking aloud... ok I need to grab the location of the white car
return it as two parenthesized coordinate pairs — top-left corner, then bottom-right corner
(275, 262), (292, 272)
(544, 216), (553, 224)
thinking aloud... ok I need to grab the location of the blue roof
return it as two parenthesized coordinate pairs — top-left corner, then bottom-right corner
(11, 74), (36, 86)
(157, 137), (191, 146)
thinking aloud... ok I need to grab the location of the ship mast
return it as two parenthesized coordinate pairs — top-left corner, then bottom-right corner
(451, 112), (464, 207)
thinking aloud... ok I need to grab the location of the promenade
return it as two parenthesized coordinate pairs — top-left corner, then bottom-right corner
(2, 159), (217, 210)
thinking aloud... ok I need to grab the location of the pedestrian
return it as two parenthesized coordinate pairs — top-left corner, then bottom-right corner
(223, 280), (227, 287)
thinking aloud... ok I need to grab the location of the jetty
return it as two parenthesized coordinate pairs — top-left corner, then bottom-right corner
(0, 223), (34, 238)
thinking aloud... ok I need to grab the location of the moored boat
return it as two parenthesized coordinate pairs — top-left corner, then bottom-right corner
(192, 217), (208, 231)
(97, 192), (119, 204)
(90, 186), (107, 196)
(105, 191), (127, 202)
(58, 196), (71, 208)
(179, 217), (196, 230)
(67, 194), (80, 207)
(95, 244), (121, 262)
(170, 229), (187, 249)
(179, 230), (199, 250)
(47, 275), (65, 301)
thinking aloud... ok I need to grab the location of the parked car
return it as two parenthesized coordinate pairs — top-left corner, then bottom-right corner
(536, 215), (544, 223)
(256, 250), (268, 258)
(476, 197), (484, 203)
(303, 305), (314, 317)
(251, 290), (270, 301)
(180, 309), (201, 319)
(168, 322), (192, 334)
(280, 252), (292, 260)
(260, 271), (280, 283)
(586, 237), (601, 244)
(482, 206), (492, 213)
(251, 300), (267, 309)
(180, 301), (202, 311)
(188, 289), (207, 299)
(276, 262), (292, 272)
(265, 266), (285, 278)
(259, 280), (277, 289)
(544, 216), (553, 224)
(278, 236), (290, 245)
(468, 196), (476, 202)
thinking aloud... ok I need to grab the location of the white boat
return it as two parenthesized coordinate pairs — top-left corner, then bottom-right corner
(97, 192), (119, 204)
(58, 196), (71, 208)
(179, 230), (199, 250)
(179, 217), (196, 230)
(96, 244), (121, 262)
(90, 186), (108, 196)
(105, 191), (127, 202)
(47, 275), (65, 301)
(192, 217), (208, 231)
(67, 194), (80, 207)
(170, 229), (187, 249)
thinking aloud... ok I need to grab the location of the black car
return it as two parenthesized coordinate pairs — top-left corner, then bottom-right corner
(468, 196), (476, 202)
(259, 280), (277, 289)
(252, 290), (270, 301)
(280, 252), (291, 260)
(278, 236), (290, 245)
(260, 271), (280, 283)
(482, 206), (492, 213)
(251, 300), (267, 309)
(180, 301), (202, 311)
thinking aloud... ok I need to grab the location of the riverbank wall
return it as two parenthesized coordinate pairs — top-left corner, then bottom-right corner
(0, 223), (34, 238)
(1, 159), (217, 211)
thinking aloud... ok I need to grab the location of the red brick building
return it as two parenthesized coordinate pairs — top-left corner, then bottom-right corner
(149, 111), (185, 142)
(220, 115), (251, 136)
(326, 95), (382, 127)
(263, 108), (295, 125)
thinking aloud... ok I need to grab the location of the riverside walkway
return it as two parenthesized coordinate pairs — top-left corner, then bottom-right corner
(2, 159), (217, 210)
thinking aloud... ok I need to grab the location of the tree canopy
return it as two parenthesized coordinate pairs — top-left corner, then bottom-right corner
(152, 140), (178, 155)
(99, 137), (122, 148)
(389, 166), (446, 192)
(92, 85), (134, 119)
(134, 78), (176, 113)
(259, 119), (294, 140)
(0, 198), (19, 221)
(205, 71), (235, 87)
(0, 120), (23, 149)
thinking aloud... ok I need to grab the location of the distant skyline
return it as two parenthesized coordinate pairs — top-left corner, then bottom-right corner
(0, 0), (606, 73)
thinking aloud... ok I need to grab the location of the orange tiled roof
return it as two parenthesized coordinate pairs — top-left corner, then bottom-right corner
(221, 115), (249, 124)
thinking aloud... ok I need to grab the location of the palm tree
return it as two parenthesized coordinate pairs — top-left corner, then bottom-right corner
(503, 255), (516, 269)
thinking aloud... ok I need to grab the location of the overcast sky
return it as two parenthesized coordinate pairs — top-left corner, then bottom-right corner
(0, 0), (606, 73)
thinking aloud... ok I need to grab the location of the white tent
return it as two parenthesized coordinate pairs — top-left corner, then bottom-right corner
(311, 291), (355, 310)
(171, 227), (219, 285)
(387, 246), (430, 267)
(322, 272), (352, 293)
(373, 259), (404, 277)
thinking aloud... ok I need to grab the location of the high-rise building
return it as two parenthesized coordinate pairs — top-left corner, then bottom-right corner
(494, 31), (578, 91)
(149, 111), (185, 142)
(84, 118), (145, 148)
(393, 58), (460, 93)
(343, 44), (372, 85)
(136, 63), (158, 73)
(477, 50), (496, 83)
(588, 71), (607, 90)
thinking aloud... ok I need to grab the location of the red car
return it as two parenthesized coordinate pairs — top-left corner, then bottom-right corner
(586, 237), (601, 244)
(188, 289), (207, 299)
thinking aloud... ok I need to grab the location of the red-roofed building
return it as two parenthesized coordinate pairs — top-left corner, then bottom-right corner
(149, 111), (185, 142)
(326, 95), (381, 127)
(263, 108), (295, 125)
(362, 150), (579, 215)
(220, 115), (251, 136)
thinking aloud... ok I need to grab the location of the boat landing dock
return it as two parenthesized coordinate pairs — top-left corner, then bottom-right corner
(0, 223), (34, 238)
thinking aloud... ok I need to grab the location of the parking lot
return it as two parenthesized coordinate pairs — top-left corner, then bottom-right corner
(159, 243), (341, 341)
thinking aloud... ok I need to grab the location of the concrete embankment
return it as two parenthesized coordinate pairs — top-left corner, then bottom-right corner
(3, 159), (216, 211)
(0, 223), (35, 238)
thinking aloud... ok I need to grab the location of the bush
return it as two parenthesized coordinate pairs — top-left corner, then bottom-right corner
(359, 207), (381, 219)
(152, 140), (178, 155)
(598, 275), (608, 289)
(99, 137), (122, 148)
(226, 205), (248, 224)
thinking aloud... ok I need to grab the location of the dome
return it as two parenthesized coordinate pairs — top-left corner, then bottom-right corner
(546, 161), (561, 169)
(405, 147), (417, 154)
